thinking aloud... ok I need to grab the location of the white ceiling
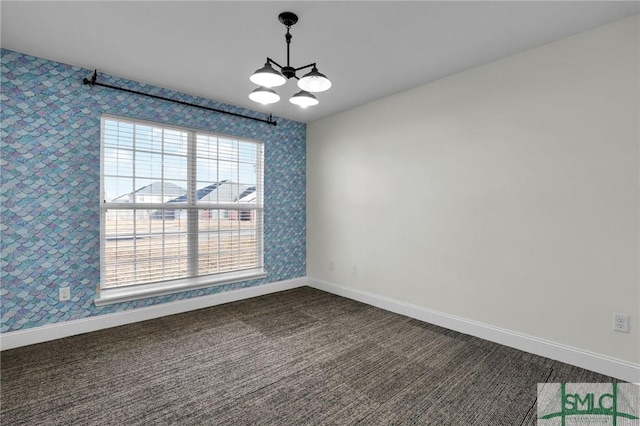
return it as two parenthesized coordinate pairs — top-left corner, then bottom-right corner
(2, 1), (638, 124)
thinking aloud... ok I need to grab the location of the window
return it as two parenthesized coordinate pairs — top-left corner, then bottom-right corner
(97, 115), (264, 305)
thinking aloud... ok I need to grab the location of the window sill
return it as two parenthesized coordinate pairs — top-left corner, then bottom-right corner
(94, 269), (267, 306)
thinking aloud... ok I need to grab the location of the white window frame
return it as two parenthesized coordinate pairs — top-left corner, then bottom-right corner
(96, 115), (265, 306)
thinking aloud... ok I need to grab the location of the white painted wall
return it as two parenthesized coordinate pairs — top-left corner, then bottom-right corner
(307, 16), (639, 366)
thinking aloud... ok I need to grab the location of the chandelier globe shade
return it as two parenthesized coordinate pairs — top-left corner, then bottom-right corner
(289, 90), (319, 108)
(249, 87), (280, 105)
(250, 62), (287, 88)
(297, 67), (332, 92)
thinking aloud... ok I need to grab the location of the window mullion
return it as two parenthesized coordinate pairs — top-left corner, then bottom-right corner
(216, 136), (221, 273)
(187, 131), (198, 277)
(257, 145), (264, 269)
(132, 123), (138, 282)
(162, 129), (166, 281)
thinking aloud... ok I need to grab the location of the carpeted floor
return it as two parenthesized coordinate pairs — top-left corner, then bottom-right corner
(0, 287), (619, 425)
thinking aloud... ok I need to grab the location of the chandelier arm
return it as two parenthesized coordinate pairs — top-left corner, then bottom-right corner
(266, 57), (284, 71)
(294, 63), (317, 73)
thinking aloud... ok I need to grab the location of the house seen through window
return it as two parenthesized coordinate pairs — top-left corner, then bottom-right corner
(100, 115), (264, 291)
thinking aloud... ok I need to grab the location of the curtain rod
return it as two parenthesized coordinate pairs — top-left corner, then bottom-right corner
(82, 70), (277, 126)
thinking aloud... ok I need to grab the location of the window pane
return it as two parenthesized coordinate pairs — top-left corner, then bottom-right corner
(134, 125), (154, 151)
(239, 142), (257, 163)
(134, 152), (163, 179)
(164, 180), (188, 203)
(196, 134), (217, 159)
(196, 158), (218, 183)
(238, 163), (256, 186)
(103, 120), (133, 150)
(105, 177), (134, 202)
(164, 129), (188, 155)
(104, 147), (133, 177)
(164, 154), (187, 180)
(218, 160), (237, 182)
(218, 138), (238, 161)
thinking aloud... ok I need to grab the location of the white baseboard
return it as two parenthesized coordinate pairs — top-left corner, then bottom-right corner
(308, 277), (640, 384)
(0, 277), (307, 351)
(3, 276), (638, 383)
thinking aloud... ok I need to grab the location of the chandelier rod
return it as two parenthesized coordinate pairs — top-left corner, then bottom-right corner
(285, 26), (292, 68)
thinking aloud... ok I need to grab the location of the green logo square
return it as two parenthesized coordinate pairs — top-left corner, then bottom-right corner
(537, 383), (639, 425)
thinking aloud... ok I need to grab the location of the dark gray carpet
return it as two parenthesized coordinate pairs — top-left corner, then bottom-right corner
(0, 287), (618, 425)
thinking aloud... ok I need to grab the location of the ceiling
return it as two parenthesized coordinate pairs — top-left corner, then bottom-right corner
(2, 1), (638, 124)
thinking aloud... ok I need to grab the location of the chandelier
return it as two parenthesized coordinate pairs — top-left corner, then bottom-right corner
(249, 12), (332, 108)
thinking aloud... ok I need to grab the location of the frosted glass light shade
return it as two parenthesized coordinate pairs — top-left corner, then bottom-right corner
(249, 87), (280, 105)
(250, 62), (286, 88)
(297, 67), (331, 93)
(289, 90), (319, 108)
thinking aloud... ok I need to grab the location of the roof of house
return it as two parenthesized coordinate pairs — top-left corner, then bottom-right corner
(114, 181), (256, 204)
(164, 181), (255, 204)
(113, 181), (186, 201)
(196, 182), (253, 204)
(167, 180), (227, 204)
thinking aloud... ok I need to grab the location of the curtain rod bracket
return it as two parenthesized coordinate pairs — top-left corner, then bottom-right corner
(82, 70), (277, 126)
(82, 69), (97, 86)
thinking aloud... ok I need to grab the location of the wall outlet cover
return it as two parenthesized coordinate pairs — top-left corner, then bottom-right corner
(613, 313), (630, 333)
(59, 287), (71, 302)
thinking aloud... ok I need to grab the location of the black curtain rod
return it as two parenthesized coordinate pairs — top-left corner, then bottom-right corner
(82, 70), (277, 126)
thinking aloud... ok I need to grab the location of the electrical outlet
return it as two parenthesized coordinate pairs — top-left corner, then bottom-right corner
(59, 287), (71, 302)
(329, 261), (334, 270)
(351, 265), (357, 275)
(613, 313), (629, 333)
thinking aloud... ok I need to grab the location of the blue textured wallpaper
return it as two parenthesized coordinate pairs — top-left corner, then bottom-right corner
(0, 49), (306, 333)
